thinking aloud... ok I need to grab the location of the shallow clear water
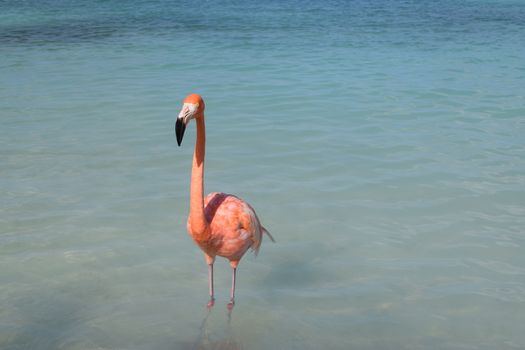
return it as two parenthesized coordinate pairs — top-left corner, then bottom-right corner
(1, 0), (525, 349)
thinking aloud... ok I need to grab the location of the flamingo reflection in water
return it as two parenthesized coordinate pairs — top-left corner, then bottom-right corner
(191, 309), (242, 350)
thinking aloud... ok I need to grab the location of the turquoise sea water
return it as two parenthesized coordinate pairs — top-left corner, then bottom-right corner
(1, 1), (525, 349)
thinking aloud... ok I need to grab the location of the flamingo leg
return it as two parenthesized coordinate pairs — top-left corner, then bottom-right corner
(227, 268), (237, 310)
(207, 264), (215, 308)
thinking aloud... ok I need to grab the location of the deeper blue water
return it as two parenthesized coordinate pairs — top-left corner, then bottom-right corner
(1, 1), (525, 349)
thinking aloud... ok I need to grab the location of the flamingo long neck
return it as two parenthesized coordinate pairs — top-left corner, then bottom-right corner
(189, 115), (210, 239)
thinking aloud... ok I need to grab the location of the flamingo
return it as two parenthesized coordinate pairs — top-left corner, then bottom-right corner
(175, 93), (274, 309)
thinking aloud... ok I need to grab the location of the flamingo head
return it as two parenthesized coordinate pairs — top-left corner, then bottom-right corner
(175, 93), (205, 146)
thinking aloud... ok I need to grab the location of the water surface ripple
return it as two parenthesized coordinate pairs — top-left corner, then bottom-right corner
(1, 1), (525, 349)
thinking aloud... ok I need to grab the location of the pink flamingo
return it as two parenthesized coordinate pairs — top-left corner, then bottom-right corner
(176, 94), (274, 309)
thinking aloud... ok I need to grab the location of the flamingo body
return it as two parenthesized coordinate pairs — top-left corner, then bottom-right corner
(189, 192), (267, 268)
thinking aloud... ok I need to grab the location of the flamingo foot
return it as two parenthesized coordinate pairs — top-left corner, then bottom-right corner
(207, 298), (215, 309)
(227, 299), (235, 311)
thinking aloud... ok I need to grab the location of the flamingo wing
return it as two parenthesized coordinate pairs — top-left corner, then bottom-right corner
(203, 192), (272, 259)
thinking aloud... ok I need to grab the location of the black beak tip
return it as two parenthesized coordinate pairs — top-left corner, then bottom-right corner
(175, 118), (186, 146)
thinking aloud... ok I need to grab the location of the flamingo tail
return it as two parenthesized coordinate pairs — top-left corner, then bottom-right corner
(262, 226), (275, 243)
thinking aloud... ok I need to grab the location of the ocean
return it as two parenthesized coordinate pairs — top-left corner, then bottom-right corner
(1, 0), (525, 349)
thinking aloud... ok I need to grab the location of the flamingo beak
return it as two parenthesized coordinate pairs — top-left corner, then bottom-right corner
(175, 117), (186, 146)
